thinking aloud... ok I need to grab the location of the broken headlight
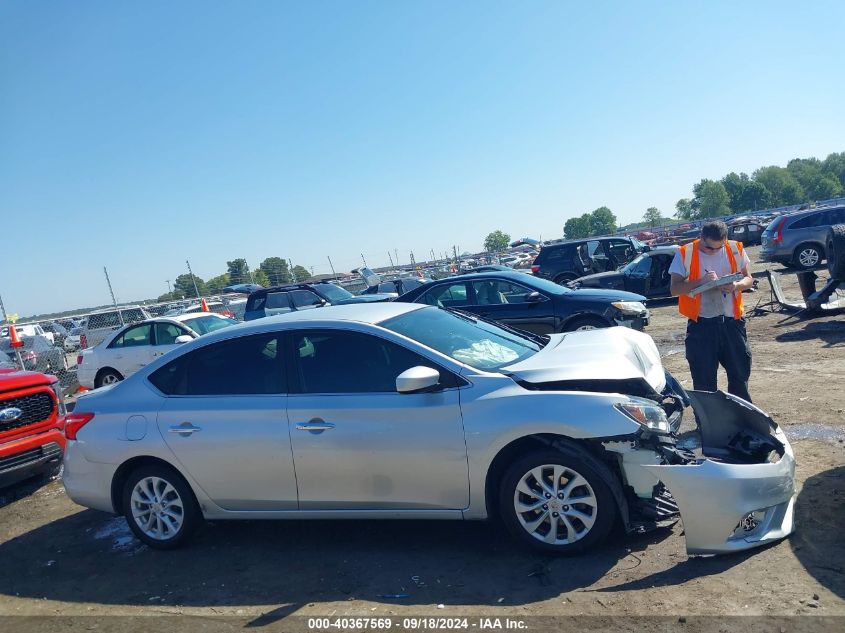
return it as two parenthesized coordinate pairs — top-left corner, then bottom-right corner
(615, 397), (670, 433)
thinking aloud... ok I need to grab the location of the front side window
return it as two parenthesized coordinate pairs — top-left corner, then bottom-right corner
(290, 330), (456, 394)
(470, 280), (536, 305)
(154, 322), (188, 345)
(421, 282), (469, 307)
(265, 292), (291, 311)
(380, 306), (542, 371)
(110, 324), (152, 348)
(623, 255), (651, 275)
(290, 290), (324, 309)
(313, 284), (355, 302)
(149, 333), (284, 395)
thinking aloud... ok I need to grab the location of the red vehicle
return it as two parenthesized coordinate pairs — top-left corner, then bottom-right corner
(0, 368), (66, 488)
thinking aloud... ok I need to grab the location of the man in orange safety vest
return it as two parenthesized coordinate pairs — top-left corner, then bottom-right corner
(669, 220), (755, 402)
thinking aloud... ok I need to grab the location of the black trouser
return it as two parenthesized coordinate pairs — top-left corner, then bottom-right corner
(685, 316), (752, 403)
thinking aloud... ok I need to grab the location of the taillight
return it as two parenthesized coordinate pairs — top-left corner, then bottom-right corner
(531, 265), (540, 274)
(772, 217), (785, 244)
(65, 412), (95, 440)
(80, 334), (88, 348)
(77, 354), (83, 366)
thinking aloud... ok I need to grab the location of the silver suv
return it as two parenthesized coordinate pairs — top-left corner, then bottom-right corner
(79, 306), (151, 350)
(761, 205), (845, 269)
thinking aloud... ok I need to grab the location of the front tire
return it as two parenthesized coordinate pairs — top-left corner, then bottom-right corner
(498, 450), (617, 555)
(563, 316), (610, 332)
(122, 464), (201, 549)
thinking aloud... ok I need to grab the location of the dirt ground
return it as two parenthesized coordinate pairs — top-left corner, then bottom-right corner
(1, 245), (843, 630)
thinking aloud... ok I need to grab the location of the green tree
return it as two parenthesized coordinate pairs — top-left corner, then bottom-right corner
(588, 206), (617, 236)
(483, 230), (511, 253)
(564, 213), (592, 239)
(291, 265), (311, 281)
(206, 273), (231, 293)
(692, 179), (731, 218)
(173, 273), (206, 298)
(226, 259), (251, 285)
(259, 257), (291, 285)
(252, 270), (271, 287)
(822, 151), (845, 187)
(675, 198), (693, 220)
(643, 207), (663, 228)
(753, 166), (805, 207)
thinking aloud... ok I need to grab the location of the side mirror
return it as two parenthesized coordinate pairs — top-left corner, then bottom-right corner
(396, 366), (440, 394)
(526, 291), (544, 302)
(175, 335), (193, 344)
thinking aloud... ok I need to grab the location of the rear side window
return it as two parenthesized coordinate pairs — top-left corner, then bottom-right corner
(109, 324), (152, 348)
(788, 213), (825, 230)
(421, 282), (469, 307)
(88, 312), (121, 329)
(149, 333), (284, 396)
(289, 290), (323, 309)
(266, 292), (292, 310)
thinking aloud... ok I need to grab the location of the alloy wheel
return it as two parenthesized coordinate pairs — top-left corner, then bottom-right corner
(130, 476), (185, 540)
(101, 373), (120, 385)
(798, 248), (820, 268)
(513, 464), (597, 544)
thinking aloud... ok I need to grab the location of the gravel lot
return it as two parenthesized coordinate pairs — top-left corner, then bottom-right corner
(1, 246), (843, 630)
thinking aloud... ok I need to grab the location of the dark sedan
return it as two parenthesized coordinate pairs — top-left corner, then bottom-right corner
(570, 246), (679, 299)
(396, 271), (649, 333)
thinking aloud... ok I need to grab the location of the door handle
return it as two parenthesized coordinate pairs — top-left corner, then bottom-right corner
(295, 419), (335, 432)
(169, 423), (202, 435)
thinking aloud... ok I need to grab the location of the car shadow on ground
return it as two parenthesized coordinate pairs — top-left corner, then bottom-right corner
(0, 473), (58, 510)
(0, 506), (677, 610)
(791, 465), (845, 600)
(774, 320), (845, 347)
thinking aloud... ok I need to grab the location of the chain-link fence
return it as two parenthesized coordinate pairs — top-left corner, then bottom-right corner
(1, 322), (79, 396)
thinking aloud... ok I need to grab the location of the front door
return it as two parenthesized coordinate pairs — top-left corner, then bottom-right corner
(468, 279), (555, 334)
(286, 329), (469, 510)
(105, 323), (155, 377)
(155, 332), (296, 510)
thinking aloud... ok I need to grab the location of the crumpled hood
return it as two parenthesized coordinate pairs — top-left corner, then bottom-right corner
(502, 326), (666, 392)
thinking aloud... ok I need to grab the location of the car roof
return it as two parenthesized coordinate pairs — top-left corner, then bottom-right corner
(250, 282), (335, 295)
(542, 236), (628, 248)
(172, 312), (229, 322)
(448, 270), (538, 281)
(192, 302), (428, 345)
(643, 245), (679, 255)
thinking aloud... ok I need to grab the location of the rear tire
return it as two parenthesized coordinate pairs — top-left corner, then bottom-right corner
(827, 225), (845, 279)
(122, 464), (201, 550)
(95, 368), (122, 388)
(554, 274), (577, 285)
(498, 450), (617, 555)
(563, 316), (610, 332)
(793, 243), (824, 270)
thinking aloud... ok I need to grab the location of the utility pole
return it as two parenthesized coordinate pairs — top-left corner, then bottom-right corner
(387, 251), (395, 268)
(104, 266), (124, 325)
(0, 292), (7, 323)
(289, 259), (296, 282)
(394, 249), (399, 267)
(430, 249), (436, 263)
(410, 251), (416, 266)
(452, 245), (458, 261)
(327, 256), (337, 279)
(361, 253), (368, 268)
(165, 280), (172, 295)
(186, 260), (201, 298)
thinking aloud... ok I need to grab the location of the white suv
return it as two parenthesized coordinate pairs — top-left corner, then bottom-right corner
(79, 307), (152, 350)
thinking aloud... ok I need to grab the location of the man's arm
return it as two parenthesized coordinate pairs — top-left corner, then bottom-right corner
(722, 265), (753, 293)
(671, 271), (718, 297)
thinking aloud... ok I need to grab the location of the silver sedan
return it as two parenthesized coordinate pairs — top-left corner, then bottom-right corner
(63, 302), (795, 555)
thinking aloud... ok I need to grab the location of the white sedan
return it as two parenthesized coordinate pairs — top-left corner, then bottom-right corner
(77, 313), (238, 389)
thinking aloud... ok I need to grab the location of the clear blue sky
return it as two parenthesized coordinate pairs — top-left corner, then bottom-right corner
(2, 1), (844, 316)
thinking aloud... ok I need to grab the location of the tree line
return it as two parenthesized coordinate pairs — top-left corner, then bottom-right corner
(559, 150), (845, 239)
(158, 257), (312, 301)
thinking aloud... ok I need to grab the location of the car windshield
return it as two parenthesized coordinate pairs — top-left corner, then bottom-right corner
(314, 283), (354, 302)
(380, 306), (542, 371)
(182, 315), (239, 335)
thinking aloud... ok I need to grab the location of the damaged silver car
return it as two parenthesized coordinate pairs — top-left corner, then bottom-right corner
(62, 303), (795, 554)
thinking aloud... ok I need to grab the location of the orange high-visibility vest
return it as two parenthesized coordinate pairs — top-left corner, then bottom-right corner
(678, 239), (745, 321)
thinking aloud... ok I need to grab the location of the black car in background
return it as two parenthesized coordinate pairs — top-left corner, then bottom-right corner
(360, 277), (430, 296)
(396, 271), (649, 333)
(531, 236), (647, 284)
(570, 246), (679, 299)
(244, 283), (392, 321)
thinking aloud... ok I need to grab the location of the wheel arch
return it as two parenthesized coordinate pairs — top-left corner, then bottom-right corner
(483, 434), (629, 528)
(95, 366), (124, 384)
(558, 312), (613, 332)
(111, 455), (197, 515)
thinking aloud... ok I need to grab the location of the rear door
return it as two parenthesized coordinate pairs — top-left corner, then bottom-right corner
(154, 332), (296, 510)
(104, 323), (155, 377)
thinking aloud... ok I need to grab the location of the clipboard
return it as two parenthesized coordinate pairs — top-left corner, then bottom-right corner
(687, 272), (743, 297)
